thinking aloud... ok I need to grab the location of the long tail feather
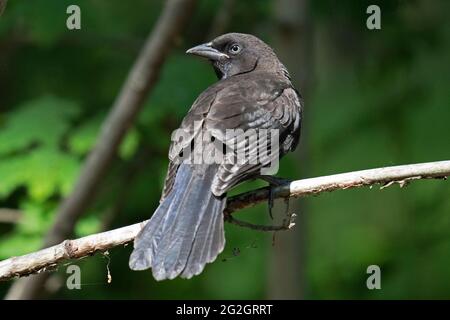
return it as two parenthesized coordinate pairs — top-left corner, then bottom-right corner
(129, 164), (226, 280)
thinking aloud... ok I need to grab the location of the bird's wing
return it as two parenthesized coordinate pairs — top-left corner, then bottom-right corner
(160, 160), (179, 202)
(205, 77), (302, 196)
(162, 75), (301, 198)
(167, 86), (218, 162)
(161, 86), (218, 200)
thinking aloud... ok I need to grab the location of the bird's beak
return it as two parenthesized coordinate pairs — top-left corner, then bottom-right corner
(186, 42), (229, 61)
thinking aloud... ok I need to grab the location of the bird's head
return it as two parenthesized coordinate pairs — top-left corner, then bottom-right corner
(186, 33), (284, 80)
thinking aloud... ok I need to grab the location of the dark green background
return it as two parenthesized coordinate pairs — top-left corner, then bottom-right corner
(0, 0), (449, 299)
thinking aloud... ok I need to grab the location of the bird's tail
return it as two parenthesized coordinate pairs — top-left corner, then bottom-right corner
(129, 163), (226, 280)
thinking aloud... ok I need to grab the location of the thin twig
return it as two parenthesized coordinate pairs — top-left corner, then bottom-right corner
(0, 209), (22, 224)
(225, 160), (450, 213)
(0, 160), (449, 282)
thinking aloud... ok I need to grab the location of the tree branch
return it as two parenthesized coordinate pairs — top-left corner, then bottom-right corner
(4, 0), (197, 300)
(225, 160), (449, 213)
(1, 160), (448, 282)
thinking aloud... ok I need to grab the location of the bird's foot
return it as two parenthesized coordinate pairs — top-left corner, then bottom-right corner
(257, 175), (292, 220)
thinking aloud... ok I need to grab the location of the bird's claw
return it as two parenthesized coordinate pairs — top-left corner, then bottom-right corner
(268, 187), (274, 220)
(258, 175), (292, 220)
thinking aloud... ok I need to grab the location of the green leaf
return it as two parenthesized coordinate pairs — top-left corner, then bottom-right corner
(0, 200), (57, 259)
(75, 214), (102, 237)
(0, 234), (42, 260)
(0, 148), (80, 201)
(67, 116), (102, 156)
(16, 200), (56, 234)
(0, 96), (80, 154)
(119, 128), (140, 160)
(68, 115), (140, 160)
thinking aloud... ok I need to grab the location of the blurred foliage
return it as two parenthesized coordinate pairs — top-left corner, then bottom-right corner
(0, 0), (449, 299)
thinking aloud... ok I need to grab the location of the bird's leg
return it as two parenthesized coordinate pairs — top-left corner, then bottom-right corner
(257, 175), (292, 220)
(258, 175), (292, 186)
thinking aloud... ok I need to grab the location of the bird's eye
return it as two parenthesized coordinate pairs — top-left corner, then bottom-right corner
(229, 44), (241, 54)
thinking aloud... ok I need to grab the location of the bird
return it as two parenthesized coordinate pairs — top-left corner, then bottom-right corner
(129, 33), (303, 281)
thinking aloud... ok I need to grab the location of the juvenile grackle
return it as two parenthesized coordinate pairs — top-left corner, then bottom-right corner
(129, 33), (303, 280)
